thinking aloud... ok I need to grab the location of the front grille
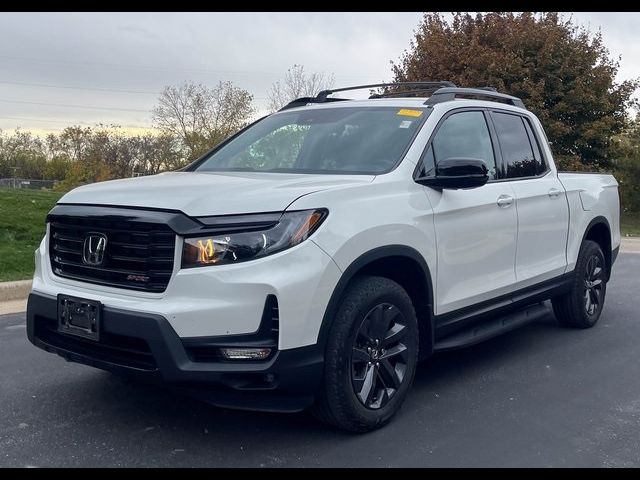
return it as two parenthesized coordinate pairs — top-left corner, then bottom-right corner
(49, 215), (176, 292)
(34, 316), (157, 371)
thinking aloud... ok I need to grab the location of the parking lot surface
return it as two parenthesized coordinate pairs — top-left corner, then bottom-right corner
(1, 252), (640, 467)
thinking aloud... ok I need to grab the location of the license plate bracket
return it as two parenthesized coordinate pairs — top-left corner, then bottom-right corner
(57, 294), (101, 341)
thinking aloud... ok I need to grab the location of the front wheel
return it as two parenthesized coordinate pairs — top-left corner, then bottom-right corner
(552, 240), (607, 329)
(311, 276), (419, 432)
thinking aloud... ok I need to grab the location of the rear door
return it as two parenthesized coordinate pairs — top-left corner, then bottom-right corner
(488, 110), (569, 288)
(419, 109), (518, 315)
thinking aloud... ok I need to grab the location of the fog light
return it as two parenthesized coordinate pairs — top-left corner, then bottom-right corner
(219, 348), (272, 360)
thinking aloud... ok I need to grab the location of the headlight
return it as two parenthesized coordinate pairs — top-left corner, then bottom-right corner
(181, 209), (328, 268)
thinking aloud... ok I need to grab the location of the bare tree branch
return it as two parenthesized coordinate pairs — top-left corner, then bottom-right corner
(152, 81), (255, 161)
(267, 64), (335, 112)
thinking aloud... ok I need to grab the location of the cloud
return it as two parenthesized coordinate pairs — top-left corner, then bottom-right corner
(0, 12), (637, 134)
(117, 24), (158, 41)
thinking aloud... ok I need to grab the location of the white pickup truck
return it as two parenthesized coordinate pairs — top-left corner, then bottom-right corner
(27, 82), (620, 432)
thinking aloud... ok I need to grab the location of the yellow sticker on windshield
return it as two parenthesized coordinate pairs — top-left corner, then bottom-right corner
(397, 109), (423, 117)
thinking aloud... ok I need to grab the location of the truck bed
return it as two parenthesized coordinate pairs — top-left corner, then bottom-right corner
(558, 171), (621, 272)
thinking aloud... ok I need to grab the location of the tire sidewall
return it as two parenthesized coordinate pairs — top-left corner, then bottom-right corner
(329, 277), (419, 428)
(572, 241), (607, 327)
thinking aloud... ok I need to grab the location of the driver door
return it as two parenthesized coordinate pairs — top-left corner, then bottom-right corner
(419, 109), (518, 317)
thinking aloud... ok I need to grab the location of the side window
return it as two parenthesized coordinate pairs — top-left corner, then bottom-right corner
(419, 111), (497, 179)
(522, 118), (548, 175)
(491, 112), (544, 178)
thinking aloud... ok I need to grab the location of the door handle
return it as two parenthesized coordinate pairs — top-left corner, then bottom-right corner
(548, 188), (562, 198)
(497, 195), (514, 207)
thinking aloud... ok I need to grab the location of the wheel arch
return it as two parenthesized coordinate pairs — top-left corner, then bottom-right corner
(317, 245), (435, 360)
(581, 216), (612, 280)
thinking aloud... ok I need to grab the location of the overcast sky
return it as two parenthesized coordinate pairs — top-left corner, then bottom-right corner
(1, 12), (639, 136)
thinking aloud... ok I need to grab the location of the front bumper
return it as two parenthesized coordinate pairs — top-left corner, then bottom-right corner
(33, 229), (342, 350)
(27, 292), (324, 412)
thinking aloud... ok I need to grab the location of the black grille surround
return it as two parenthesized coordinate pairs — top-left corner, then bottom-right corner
(48, 205), (179, 293)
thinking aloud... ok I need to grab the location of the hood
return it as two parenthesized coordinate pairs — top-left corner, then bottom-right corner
(58, 171), (374, 217)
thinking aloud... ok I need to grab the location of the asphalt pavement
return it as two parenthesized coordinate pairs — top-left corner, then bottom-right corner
(2, 252), (640, 467)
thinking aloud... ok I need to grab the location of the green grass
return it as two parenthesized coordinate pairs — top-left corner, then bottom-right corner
(621, 211), (640, 237)
(0, 188), (63, 282)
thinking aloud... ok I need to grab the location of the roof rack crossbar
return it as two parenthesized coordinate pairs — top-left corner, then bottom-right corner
(369, 86), (448, 99)
(315, 81), (456, 102)
(425, 87), (525, 109)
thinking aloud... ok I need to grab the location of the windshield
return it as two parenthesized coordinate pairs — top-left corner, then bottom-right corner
(192, 106), (430, 174)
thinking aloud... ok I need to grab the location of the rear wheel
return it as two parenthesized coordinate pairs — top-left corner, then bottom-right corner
(552, 240), (607, 328)
(311, 276), (419, 432)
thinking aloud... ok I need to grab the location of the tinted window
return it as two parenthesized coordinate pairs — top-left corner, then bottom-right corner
(195, 107), (429, 174)
(522, 118), (547, 173)
(424, 111), (497, 179)
(491, 112), (544, 178)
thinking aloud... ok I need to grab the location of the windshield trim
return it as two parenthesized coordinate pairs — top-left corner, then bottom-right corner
(185, 105), (432, 176)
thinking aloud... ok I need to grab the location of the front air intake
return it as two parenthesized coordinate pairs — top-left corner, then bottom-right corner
(183, 295), (280, 362)
(48, 213), (176, 293)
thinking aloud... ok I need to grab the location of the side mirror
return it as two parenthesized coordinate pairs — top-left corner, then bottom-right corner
(416, 157), (489, 189)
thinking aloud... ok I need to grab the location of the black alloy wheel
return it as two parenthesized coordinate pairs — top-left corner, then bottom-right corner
(351, 303), (409, 410)
(311, 275), (419, 432)
(583, 254), (605, 318)
(552, 240), (607, 329)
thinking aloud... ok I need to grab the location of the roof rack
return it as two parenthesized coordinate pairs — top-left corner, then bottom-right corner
(315, 81), (456, 101)
(279, 96), (350, 111)
(278, 81), (457, 111)
(425, 87), (525, 109)
(369, 86), (453, 99)
(316, 81), (456, 103)
(278, 82), (526, 111)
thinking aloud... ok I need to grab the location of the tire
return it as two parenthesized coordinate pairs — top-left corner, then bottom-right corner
(552, 240), (607, 329)
(311, 275), (419, 432)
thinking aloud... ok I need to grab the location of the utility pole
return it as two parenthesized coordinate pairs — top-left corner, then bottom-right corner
(10, 166), (19, 189)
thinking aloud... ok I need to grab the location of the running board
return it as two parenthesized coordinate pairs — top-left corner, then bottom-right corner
(433, 302), (550, 352)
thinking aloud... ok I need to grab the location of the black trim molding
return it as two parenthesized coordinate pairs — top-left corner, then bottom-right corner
(434, 272), (574, 340)
(50, 204), (284, 237)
